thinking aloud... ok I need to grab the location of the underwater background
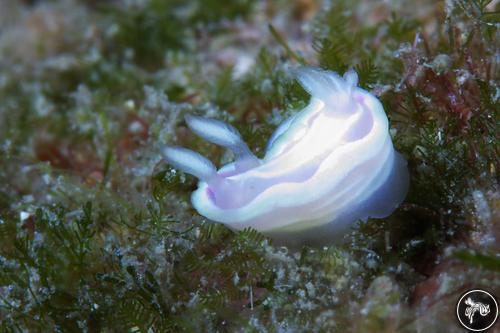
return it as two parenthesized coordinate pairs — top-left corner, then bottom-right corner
(0, 0), (498, 332)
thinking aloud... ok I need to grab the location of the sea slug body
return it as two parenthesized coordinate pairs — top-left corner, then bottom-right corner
(162, 67), (409, 245)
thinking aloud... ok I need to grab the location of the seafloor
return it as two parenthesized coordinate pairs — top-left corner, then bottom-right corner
(0, 0), (498, 332)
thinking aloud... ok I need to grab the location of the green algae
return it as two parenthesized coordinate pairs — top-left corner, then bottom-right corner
(0, 0), (498, 332)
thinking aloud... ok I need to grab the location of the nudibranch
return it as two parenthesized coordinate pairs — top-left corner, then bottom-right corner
(162, 67), (409, 244)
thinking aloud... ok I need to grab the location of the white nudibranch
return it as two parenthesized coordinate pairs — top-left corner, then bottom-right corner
(162, 67), (409, 245)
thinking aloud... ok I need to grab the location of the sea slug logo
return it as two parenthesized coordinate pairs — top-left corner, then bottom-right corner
(464, 297), (490, 324)
(456, 289), (498, 331)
